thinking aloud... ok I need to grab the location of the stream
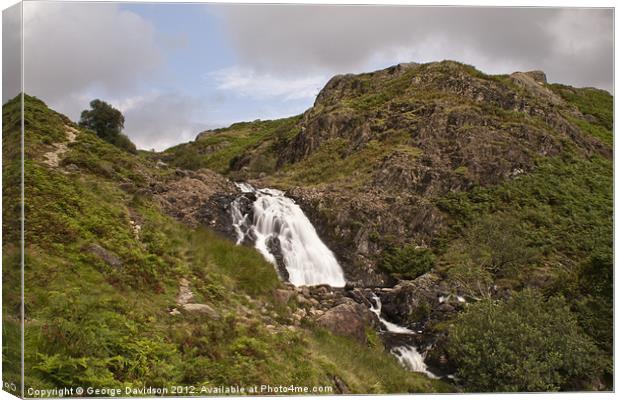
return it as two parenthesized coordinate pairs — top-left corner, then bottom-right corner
(230, 183), (435, 377)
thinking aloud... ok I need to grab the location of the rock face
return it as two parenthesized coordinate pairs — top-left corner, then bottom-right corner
(250, 61), (611, 286)
(153, 169), (239, 238)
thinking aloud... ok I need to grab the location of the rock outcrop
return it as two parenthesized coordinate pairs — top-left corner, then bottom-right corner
(153, 169), (239, 238)
(316, 300), (376, 343)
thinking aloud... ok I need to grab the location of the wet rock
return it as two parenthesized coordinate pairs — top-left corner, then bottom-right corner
(267, 236), (289, 281)
(380, 273), (444, 326)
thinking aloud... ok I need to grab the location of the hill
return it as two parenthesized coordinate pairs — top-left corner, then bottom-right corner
(2, 59), (613, 393)
(2, 94), (448, 394)
(158, 61), (613, 390)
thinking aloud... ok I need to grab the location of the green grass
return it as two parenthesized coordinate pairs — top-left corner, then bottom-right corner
(549, 84), (613, 130)
(307, 329), (451, 393)
(162, 116), (301, 175)
(270, 131), (419, 189)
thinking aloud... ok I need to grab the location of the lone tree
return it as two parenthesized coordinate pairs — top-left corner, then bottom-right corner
(79, 99), (136, 153)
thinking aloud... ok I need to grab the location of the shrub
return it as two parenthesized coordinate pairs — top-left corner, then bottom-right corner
(113, 133), (137, 154)
(447, 290), (606, 392)
(379, 245), (435, 280)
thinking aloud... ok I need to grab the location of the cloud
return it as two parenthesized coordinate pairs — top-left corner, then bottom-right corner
(22, 2), (162, 103)
(114, 91), (209, 151)
(216, 5), (613, 91)
(2, 4), (22, 103)
(208, 66), (328, 100)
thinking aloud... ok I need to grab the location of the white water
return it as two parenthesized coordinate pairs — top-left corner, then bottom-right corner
(370, 294), (414, 334)
(370, 294), (436, 378)
(391, 345), (437, 379)
(231, 183), (346, 287)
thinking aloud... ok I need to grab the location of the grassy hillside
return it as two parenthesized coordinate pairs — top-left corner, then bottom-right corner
(3, 95), (448, 394)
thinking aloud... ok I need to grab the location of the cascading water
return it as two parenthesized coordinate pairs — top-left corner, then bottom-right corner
(370, 294), (436, 378)
(370, 294), (415, 334)
(230, 183), (346, 287)
(391, 346), (437, 379)
(231, 183), (436, 377)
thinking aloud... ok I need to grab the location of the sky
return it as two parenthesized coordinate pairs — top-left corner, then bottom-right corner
(3, 2), (614, 151)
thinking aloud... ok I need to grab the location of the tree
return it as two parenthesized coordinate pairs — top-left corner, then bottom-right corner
(79, 100), (136, 153)
(446, 290), (606, 392)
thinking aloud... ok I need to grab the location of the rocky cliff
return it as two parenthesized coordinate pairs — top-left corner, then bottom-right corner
(163, 61), (611, 288)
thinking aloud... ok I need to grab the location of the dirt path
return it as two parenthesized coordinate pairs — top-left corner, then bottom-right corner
(42, 125), (79, 167)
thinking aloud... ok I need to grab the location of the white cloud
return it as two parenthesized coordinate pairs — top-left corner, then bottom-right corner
(115, 91), (209, 151)
(2, 4), (22, 103)
(217, 5), (613, 91)
(23, 2), (162, 103)
(208, 66), (328, 101)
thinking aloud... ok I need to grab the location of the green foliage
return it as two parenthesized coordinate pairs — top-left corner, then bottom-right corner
(549, 84), (613, 130)
(451, 214), (539, 278)
(162, 116), (301, 175)
(567, 116), (613, 146)
(309, 330), (451, 393)
(437, 152), (612, 389)
(551, 246), (613, 357)
(379, 245), (435, 280)
(447, 290), (606, 392)
(79, 99), (137, 153)
(437, 155), (612, 263)
(113, 133), (138, 154)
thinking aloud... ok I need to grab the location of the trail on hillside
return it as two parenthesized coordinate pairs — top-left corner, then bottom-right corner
(42, 125), (79, 167)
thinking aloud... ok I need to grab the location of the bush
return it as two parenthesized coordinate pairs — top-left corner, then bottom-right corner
(113, 133), (137, 154)
(447, 290), (606, 392)
(379, 245), (435, 279)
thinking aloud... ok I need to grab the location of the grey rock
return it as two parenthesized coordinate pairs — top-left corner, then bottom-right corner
(316, 302), (376, 343)
(183, 303), (220, 319)
(84, 244), (122, 268)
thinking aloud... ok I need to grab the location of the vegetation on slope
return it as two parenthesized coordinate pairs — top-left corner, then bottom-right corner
(151, 61), (613, 391)
(160, 116), (301, 177)
(447, 290), (606, 392)
(3, 95), (447, 395)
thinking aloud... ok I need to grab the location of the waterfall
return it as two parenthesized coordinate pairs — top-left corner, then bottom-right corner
(370, 294), (414, 334)
(391, 346), (437, 379)
(370, 294), (436, 378)
(231, 183), (346, 287)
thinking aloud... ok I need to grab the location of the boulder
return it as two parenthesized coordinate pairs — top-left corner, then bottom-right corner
(380, 273), (444, 325)
(524, 70), (547, 84)
(273, 288), (294, 305)
(316, 301), (376, 343)
(182, 303), (220, 319)
(84, 244), (122, 268)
